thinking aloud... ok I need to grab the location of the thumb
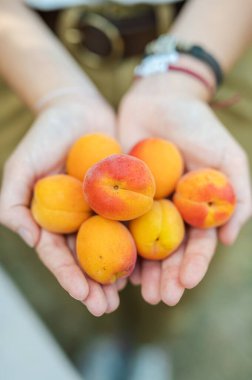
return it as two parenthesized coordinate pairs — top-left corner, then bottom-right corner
(117, 99), (149, 153)
(0, 161), (40, 247)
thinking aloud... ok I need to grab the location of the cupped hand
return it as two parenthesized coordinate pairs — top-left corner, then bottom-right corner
(0, 97), (124, 316)
(118, 73), (252, 306)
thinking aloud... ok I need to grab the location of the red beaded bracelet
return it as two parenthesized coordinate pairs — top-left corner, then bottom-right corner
(134, 63), (215, 96)
(168, 65), (241, 108)
(168, 64), (215, 96)
(134, 63), (240, 108)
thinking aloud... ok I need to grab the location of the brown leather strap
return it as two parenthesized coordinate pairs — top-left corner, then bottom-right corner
(37, 7), (159, 58)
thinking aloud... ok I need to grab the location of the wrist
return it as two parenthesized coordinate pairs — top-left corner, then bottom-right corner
(135, 33), (222, 102)
(133, 56), (215, 103)
(171, 54), (216, 101)
(33, 85), (105, 114)
(32, 95), (116, 142)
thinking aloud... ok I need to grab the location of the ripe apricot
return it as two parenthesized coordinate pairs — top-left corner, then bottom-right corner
(129, 200), (185, 260)
(83, 154), (156, 221)
(77, 216), (137, 284)
(129, 138), (184, 199)
(66, 133), (121, 181)
(173, 168), (236, 228)
(31, 174), (91, 233)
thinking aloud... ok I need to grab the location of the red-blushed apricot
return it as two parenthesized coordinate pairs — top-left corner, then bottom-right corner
(129, 138), (184, 199)
(173, 168), (236, 228)
(76, 215), (137, 284)
(83, 154), (156, 221)
(31, 174), (92, 233)
(66, 133), (122, 181)
(129, 200), (185, 260)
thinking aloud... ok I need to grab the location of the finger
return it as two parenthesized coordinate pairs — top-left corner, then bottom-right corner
(67, 234), (120, 314)
(66, 234), (114, 315)
(82, 279), (108, 317)
(130, 260), (141, 286)
(219, 152), (252, 245)
(103, 284), (120, 314)
(219, 199), (252, 245)
(116, 278), (127, 291)
(36, 230), (89, 301)
(160, 246), (185, 306)
(141, 260), (161, 305)
(179, 228), (217, 289)
(0, 163), (40, 247)
(67, 234), (123, 311)
(66, 234), (77, 259)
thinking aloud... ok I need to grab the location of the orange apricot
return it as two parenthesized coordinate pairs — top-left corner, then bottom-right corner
(129, 138), (184, 199)
(129, 199), (185, 260)
(76, 216), (137, 284)
(31, 174), (91, 233)
(173, 168), (236, 228)
(66, 133), (122, 181)
(83, 154), (156, 221)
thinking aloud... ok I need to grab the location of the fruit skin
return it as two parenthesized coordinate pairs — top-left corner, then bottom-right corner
(31, 174), (92, 233)
(76, 216), (137, 284)
(66, 133), (122, 181)
(173, 168), (236, 229)
(129, 138), (184, 199)
(129, 200), (185, 260)
(83, 154), (156, 221)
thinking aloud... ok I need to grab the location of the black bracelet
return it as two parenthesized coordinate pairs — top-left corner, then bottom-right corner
(176, 44), (223, 87)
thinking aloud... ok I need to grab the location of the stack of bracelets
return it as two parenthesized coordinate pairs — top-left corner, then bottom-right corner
(134, 34), (223, 99)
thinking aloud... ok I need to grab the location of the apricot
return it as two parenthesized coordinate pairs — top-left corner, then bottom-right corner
(129, 138), (184, 199)
(76, 215), (137, 284)
(66, 133), (122, 181)
(83, 154), (156, 221)
(173, 168), (236, 228)
(129, 200), (185, 260)
(31, 174), (91, 233)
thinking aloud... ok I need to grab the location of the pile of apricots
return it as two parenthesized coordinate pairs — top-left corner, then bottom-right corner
(31, 133), (236, 285)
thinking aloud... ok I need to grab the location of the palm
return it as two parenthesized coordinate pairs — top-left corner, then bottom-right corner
(0, 100), (123, 316)
(119, 77), (251, 306)
(20, 102), (115, 175)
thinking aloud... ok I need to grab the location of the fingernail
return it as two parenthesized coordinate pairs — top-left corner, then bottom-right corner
(182, 260), (205, 288)
(70, 278), (89, 301)
(165, 288), (184, 306)
(18, 228), (35, 247)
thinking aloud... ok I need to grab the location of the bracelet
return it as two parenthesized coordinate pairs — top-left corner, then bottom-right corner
(176, 44), (223, 87)
(134, 52), (180, 78)
(135, 61), (240, 108)
(168, 64), (215, 96)
(134, 55), (215, 97)
(165, 67), (240, 108)
(145, 34), (224, 87)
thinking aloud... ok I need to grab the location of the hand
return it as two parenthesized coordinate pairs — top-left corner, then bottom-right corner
(118, 73), (252, 306)
(0, 97), (124, 316)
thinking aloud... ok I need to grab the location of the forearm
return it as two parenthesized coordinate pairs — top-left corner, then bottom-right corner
(0, 0), (100, 112)
(171, 0), (252, 73)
